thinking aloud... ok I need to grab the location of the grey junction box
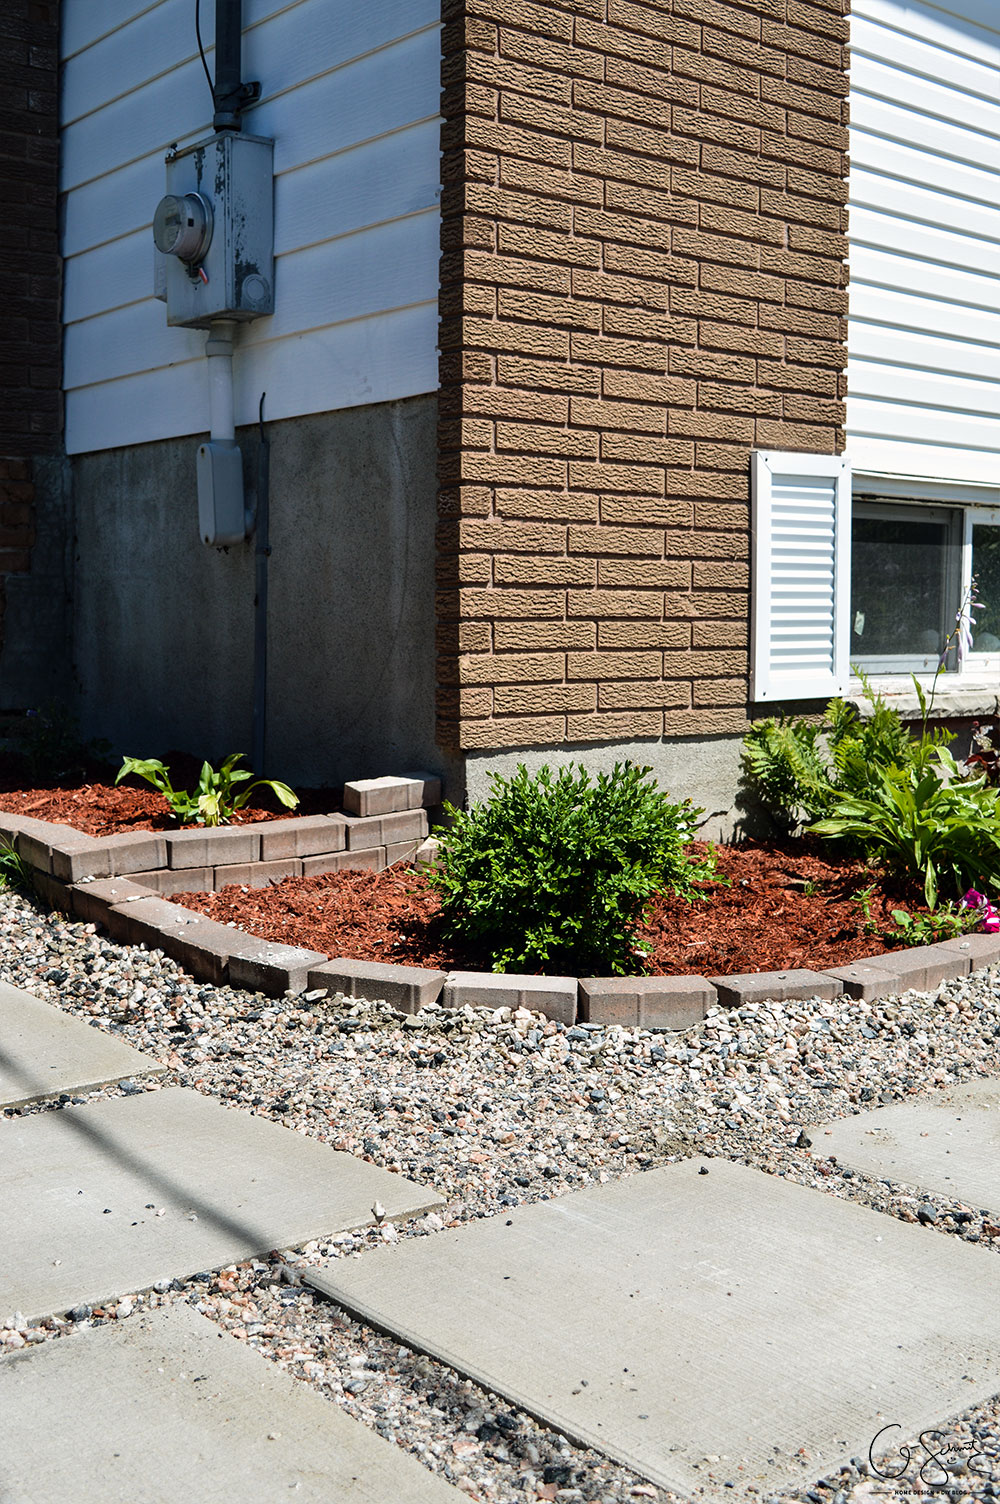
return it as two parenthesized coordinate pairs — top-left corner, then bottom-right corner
(153, 132), (274, 329)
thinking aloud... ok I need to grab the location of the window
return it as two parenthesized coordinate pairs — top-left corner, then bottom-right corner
(751, 453), (1000, 703)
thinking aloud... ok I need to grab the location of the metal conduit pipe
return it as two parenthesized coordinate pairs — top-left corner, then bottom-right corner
(213, 0), (246, 132)
(205, 320), (237, 442)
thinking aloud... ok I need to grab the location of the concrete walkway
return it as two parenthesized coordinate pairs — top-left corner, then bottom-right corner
(307, 1155), (1000, 1501)
(6, 979), (1000, 1502)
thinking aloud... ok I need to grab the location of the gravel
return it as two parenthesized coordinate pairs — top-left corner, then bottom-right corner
(2, 883), (999, 1502)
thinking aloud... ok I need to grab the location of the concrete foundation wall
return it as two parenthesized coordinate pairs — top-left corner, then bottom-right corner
(71, 396), (455, 790)
(465, 734), (756, 842)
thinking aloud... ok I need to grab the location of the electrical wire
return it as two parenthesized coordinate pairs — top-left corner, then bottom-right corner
(195, 0), (214, 105)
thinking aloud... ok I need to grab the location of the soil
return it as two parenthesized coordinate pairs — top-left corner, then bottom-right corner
(173, 841), (920, 978)
(0, 753), (338, 837)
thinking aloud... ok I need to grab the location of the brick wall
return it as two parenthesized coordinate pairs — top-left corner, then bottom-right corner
(0, 0), (62, 650)
(437, 0), (849, 754)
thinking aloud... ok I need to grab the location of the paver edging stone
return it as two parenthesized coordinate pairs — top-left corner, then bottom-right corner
(6, 806), (999, 1017)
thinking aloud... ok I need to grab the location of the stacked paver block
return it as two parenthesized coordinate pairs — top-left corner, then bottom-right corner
(579, 976), (715, 1029)
(436, 0), (849, 754)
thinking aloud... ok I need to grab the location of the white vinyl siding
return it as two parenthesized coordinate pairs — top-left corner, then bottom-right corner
(751, 452), (852, 702)
(847, 0), (1000, 485)
(60, 0), (441, 455)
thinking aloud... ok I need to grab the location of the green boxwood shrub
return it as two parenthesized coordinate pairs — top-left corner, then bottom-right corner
(426, 761), (709, 976)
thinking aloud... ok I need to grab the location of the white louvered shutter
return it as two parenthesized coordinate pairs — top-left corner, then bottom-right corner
(750, 450), (852, 701)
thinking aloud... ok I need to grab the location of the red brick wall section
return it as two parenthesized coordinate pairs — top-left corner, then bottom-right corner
(0, 0), (62, 645)
(437, 0), (849, 753)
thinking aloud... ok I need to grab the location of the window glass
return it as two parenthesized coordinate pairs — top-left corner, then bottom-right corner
(971, 523), (1000, 653)
(850, 512), (952, 661)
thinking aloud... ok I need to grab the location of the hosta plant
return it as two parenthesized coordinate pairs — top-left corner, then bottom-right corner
(116, 753), (298, 827)
(809, 748), (1000, 909)
(427, 761), (713, 976)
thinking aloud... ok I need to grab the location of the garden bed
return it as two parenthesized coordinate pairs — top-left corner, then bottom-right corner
(172, 840), (917, 978)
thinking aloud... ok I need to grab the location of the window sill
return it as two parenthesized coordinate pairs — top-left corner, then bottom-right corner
(847, 677), (1000, 722)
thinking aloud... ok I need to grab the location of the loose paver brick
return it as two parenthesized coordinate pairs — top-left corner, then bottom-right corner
(15, 823), (87, 875)
(0, 981), (164, 1109)
(0, 1086), (442, 1324)
(309, 958), (447, 1014)
(138, 866), (215, 896)
(442, 971), (577, 1025)
(343, 776), (425, 817)
(212, 858), (302, 889)
(822, 960), (906, 1002)
(820, 1080), (1000, 1219)
(937, 932), (1000, 968)
(166, 826), (260, 869)
(100, 830), (169, 875)
(301, 847), (385, 875)
(244, 814), (347, 861)
(307, 1157), (1000, 1502)
(578, 976), (715, 1029)
(710, 968), (843, 1007)
(0, 1301), (463, 1503)
(70, 878), (158, 927)
(105, 896), (206, 949)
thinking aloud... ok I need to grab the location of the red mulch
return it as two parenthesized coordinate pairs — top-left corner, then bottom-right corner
(174, 841), (919, 977)
(0, 753), (338, 837)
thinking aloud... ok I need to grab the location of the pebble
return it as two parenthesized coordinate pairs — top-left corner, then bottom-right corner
(3, 885), (1000, 1504)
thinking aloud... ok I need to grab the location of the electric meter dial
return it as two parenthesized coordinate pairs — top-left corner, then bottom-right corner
(153, 192), (214, 264)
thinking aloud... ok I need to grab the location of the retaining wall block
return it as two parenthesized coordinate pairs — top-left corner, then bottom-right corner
(50, 837), (113, 883)
(105, 896), (208, 949)
(0, 812), (70, 845)
(308, 958), (447, 1014)
(343, 810), (426, 850)
(442, 971), (577, 1025)
(711, 969), (844, 1007)
(822, 962), (906, 1002)
(139, 867), (214, 897)
(155, 918), (246, 986)
(31, 871), (73, 913)
(385, 840), (420, 867)
(212, 859), (302, 889)
(249, 815), (347, 861)
(70, 877), (159, 927)
(343, 777), (425, 817)
(101, 830), (168, 875)
(936, 933), (1000, 969)
(414, 837), (440, 869)
(301, 848), (385, 876)
(15, 823), (84, 874)
(861, 945), (970, 993)
(578, 976), (716, 1030)
(227, 940), (329, 997)
(165, 827), (260, 869)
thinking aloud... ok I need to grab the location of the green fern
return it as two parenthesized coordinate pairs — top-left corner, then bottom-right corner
(741, 717), (834, 832)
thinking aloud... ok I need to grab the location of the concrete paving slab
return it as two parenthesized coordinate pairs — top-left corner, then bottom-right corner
(307, 1158), (1000, 1501)
(1, 1086), (442, 1324)
(820, 1079), (1000, 1216)
(0, 981), (164, 1109)
(0, 1300), (462, 1503)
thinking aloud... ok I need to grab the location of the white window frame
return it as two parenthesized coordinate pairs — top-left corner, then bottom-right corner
(850, 471), (1000, 698)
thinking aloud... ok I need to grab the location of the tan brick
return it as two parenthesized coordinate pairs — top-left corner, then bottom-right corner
(599, 497), (693, 527)
(461, 452), (567, 487)
(664, 707), (750, 735)
(568, 590), (665, 618)
(567, 711), (664, 739)
(465, 250), (571, 296)
(599, 558), (692, 588)
(496, 356), (600, 395)
(570, 332), (671, 374)
(665, 528), (746, 558)
(693, 676), (749, 707)
(598, 680), (692, 709)
(495, 555), (596, 585)
(460, 651), (565, 684)
(495, 620), (597, 651)
(459, 715), (567, 749)
(498, 223), (601, 267)
(599, 620), (692, 649)
(458, 317), (570, 361)
(496, 420), (598, 459)
(667, 647), (748, 676)
(499, 288), (602, 333)
(693, 620), (748, 648)
(501, 91), (605, 142)
(568, 525), (664, 556)
(602, 433), (698, 466)
(437, 686), (494, 719)
(494, 683), (596, 715)
(668, 410), (755, 444)
(496, 487), (599, 521)
(451, 569), (571, 612)
(458, 520), (565, 553)
(754, 418), (837, 451)
(570, 396), (666, 433)
(464, 386), (570, 423)
(567, 650), (662, 680)
(568, 461), (665, 495)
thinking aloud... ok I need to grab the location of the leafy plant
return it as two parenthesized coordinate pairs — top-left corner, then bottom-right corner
(427, 762), (712, 976)
(810, 748), (1000, 908)
(886, 902), (979, 947)
(116, 753), (298, 827)
(742, 673), (953, 835)
(0, 838), (30, 892)
(965, 720), (1000, 786)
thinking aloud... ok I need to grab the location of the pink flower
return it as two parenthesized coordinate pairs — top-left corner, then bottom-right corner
(961, 888), (1000, 932)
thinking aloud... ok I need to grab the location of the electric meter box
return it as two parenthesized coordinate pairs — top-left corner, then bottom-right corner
(153, 132), (273, 328)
